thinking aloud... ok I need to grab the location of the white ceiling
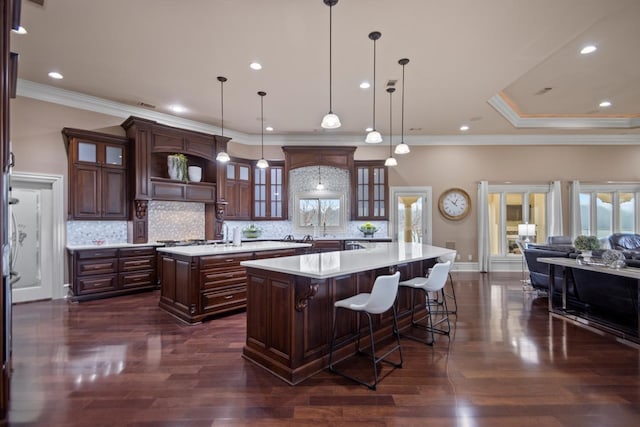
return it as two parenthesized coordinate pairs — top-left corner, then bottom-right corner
(10, 0), (640, 143)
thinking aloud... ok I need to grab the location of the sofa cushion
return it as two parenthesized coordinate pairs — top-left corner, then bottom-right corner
(608, 233), (640, 251)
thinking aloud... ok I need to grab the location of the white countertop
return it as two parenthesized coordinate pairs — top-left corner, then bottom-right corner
(67, 243), (161, 251)
(156, 241), (312, 256)
(240, 242), (455, 279)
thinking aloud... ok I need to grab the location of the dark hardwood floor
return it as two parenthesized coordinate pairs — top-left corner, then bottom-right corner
(6, 272), (640, 426)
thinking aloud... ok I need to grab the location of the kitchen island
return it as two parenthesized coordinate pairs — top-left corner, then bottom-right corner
(156, 241), (311, 323)
(240, 242), (455, 385)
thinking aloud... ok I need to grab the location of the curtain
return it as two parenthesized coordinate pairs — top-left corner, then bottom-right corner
(569, 180), (582, 239)
(477, 180), (490, 272)
(548, 180), (563, 237)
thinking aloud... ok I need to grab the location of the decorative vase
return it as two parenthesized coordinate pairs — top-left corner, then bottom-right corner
(167, 155), (183, 181)
(188, 166), (202, 182)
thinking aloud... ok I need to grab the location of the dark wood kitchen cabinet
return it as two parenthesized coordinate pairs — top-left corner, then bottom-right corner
(62, 128), (128, 220)
(68, 246), (157, 301)
(158, 247), (301, 324)
(253, 161), (287, 220)
(224, 160), (251, 220)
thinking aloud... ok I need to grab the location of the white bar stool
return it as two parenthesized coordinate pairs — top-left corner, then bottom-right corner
(328, 271), (403, 390)
(398, 261), (452, 345)
(432, 252), (458, 314)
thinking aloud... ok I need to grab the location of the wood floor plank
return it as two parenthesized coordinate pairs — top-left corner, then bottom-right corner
(6, 272), (640, 426)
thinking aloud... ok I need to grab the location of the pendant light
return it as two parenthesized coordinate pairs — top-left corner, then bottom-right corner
(365, 31), (383, 143)
(384, 87), (397, 166)
(320, 0), (341, 129)
(316, 165), (325, 190)
(215, 76), (231, 162)
(256, 91), (269, 169)
(394, 58), (410, 155)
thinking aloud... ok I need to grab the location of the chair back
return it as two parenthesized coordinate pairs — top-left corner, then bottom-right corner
(364, 271), (401, 314)
(438, 251), (456, 267)
(424, 261), (451, 291)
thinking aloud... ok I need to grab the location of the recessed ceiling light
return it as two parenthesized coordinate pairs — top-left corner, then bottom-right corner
(580, 45), (597, 55)
(360, 81), (370, 89)
(48, 71), (63, 79)
(169, 105), (186, 113)
(599, 100), (612, 108)
(460, 125), (470, 131)
(249, 62), (262, 70)
(11, 26), (27, 34)
(265, 126), (274, 131)
(365, 127), (373, 132)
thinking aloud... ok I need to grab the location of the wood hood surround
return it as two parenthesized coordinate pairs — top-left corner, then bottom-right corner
(282, 146), (355, 171)
(121, 116), (230, 243)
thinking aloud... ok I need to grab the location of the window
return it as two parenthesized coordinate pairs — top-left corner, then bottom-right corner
(294, 191), (346, 234)
(578, 184), (640, 237)
(488, 185), (549, 256)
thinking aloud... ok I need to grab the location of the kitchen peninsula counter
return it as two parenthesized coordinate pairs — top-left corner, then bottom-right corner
(156, 241), (311, 323)
(240, 242), (455, 385)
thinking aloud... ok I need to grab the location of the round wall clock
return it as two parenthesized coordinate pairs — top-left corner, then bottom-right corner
(438, 188), (471, 220)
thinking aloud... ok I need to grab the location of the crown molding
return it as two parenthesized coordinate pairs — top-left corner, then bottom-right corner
(17, 79), (640, 146)
(488, 94), (640, 129)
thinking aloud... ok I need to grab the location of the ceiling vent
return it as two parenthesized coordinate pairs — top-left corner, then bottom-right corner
(137, 101), (156, 109)
(386, 79), (397, 87)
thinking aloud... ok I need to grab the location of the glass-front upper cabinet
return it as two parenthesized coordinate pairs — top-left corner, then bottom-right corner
(353, 160), (387, 220)
(76, 140), (124, 167)
(253, 162), (286, 219)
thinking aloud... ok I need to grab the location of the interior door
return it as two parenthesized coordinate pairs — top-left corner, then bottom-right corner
(390, 187), (433, 244)
(10, 185), (53, 302)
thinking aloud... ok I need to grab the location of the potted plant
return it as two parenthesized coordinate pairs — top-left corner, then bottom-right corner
(574, 235), (600, 262)
(167, 153), (188, 182)
(358, 222), (377, 237)
(242, 224), (261, 239)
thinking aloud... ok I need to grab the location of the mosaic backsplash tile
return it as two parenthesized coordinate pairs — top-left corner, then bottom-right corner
(148, 201), (205, 242)
(67, 221), (128, 245)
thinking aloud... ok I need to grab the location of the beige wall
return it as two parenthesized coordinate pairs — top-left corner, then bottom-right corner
(11, 97), (640, 261)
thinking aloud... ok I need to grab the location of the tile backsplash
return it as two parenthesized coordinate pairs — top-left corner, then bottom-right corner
(66, 221), (128, 245)
(148, 201), (205, 242)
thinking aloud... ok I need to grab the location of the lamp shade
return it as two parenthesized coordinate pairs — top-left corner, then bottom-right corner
(321, 112), (341, 129)
(256, 158), (269, 169)
(216, 151), (230, 162)
(518, 223), (536, 236)
(394, 142), (410, 154)
(365, 130), (382, 143)
(384, 156), (398, 166)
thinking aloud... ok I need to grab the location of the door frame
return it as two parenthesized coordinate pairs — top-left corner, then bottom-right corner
(390, 186), (433, 244)
(10, 172), (65, 300)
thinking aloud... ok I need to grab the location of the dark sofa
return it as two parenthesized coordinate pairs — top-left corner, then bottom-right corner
(523, 239), (639, 335)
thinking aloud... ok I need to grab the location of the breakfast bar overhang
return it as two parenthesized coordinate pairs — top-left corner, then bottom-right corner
(240, 242), (455, 385)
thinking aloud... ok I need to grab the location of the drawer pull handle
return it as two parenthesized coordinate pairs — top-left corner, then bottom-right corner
(224, 295), (234, 300)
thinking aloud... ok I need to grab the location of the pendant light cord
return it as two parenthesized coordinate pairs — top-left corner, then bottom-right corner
(328, 3), (333, 113)
(389, 89), (393, 157)
(261, 94), (265, 158)
(372, 37), (377, 129)
(401, 64), (405, 143)
(220, 79), (224, 137)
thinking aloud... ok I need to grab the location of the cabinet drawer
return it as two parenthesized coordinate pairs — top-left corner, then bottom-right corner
(199, 253), (253, 269)
(201, 286), (246, 313)
(201, 269), (247, 291)
(119, 246), (155, 257)
(119, 255), (155, 272)
(76, 248), (118, 260)
(77, 258), (117, 276)
(120, 271), (156, 289)
(77, 274), (118, 295)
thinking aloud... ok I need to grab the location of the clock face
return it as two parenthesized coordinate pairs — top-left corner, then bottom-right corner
(438, 188), (471, 220)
